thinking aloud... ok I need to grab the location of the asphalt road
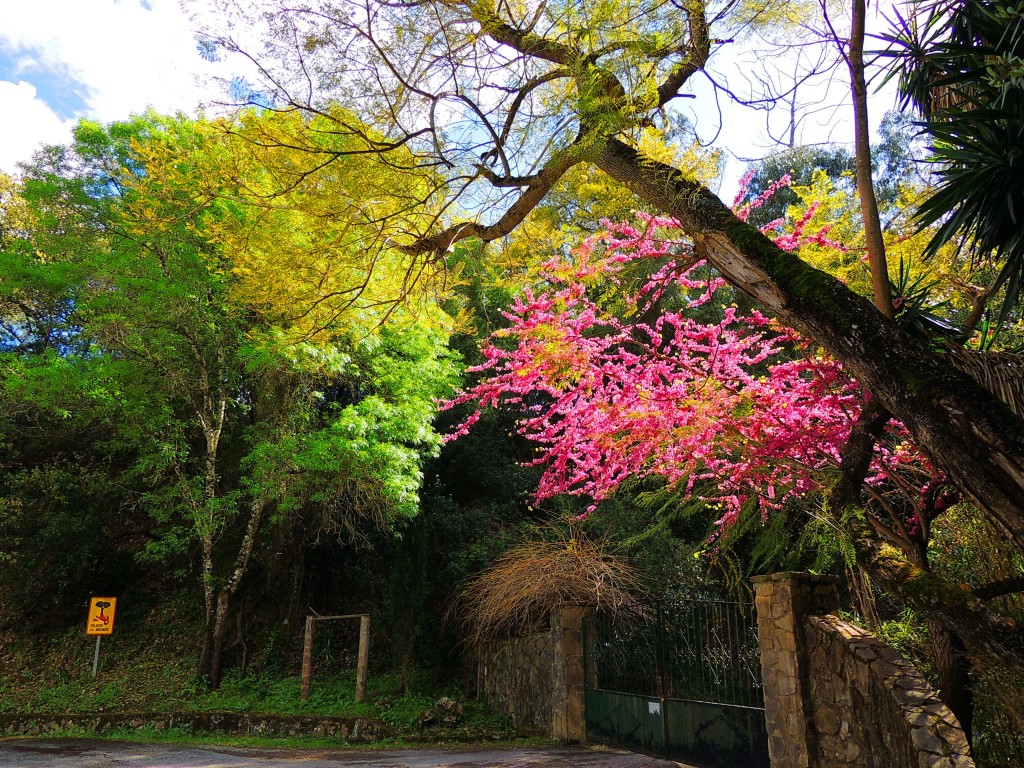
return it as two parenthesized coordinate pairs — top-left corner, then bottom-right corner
(0, 739), (688, 768)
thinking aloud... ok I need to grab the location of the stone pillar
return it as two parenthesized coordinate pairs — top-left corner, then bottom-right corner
(752, 572), (839, 768)
(550, 605), (586, 744)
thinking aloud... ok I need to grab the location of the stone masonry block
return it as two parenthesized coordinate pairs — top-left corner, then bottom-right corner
(911, 726), (944, 754)
(935, 723), (970, 755)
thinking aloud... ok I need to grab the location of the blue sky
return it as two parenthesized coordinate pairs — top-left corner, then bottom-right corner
(0, 48), (90, 120)
(0, 0), (895, 194)
(0, 0), (230, 174)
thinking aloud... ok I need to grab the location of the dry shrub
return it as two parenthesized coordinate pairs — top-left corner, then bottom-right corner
(457, 527), (643, 646)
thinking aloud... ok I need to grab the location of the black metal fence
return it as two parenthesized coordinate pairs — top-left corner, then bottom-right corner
(584, 599), (763, 706)
(583, 599), (768, 768)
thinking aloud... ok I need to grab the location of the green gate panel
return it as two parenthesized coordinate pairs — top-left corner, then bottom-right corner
(583, 602), (769, 767)
(585, 690), (665, 755)
(663, 698), (770, 768)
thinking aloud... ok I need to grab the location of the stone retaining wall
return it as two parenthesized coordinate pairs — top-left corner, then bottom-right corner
(753, 572), (974, 768)
(805, 614), (972, 768)
(477, 606), (585, 743)
(0, 712), (390, 741)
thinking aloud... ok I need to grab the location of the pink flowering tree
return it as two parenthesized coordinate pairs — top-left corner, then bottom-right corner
(445, 186), (951, 550)
(443, 180), (1004, 736)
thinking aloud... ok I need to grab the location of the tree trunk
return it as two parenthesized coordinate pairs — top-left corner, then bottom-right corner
(849, 0), (894, 318)
(832, 398), (980, 731)
(903, 535), (976, 740)
(928, 618), (974, 743)
(200, 498), (266, 690)
(208, 589), (231, 690)
(195, 386), (228, 685)
(594, 138), (1024, 557)
(846, 509), (1024, 686)
(197, 530), (216, 682)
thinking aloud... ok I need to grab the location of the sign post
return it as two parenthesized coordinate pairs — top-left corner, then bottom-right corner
(86, 597), (117, 677)
(92, 636), (102, 677)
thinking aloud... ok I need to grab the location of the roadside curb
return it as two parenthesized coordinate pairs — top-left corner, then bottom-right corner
(0, 712), (392, 741)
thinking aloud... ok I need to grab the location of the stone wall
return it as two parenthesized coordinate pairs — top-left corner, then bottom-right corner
(805, 614), (972, 768)
(753, 572), (974, 768)
(479, 629), (555, 735)
(477, 606), (585, 743)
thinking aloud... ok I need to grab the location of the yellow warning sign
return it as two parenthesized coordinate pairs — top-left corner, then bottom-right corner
(86, 597), (117, 635)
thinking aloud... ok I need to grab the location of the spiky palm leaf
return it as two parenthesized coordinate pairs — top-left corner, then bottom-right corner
(882, 0), (1024, 318)
(917, 108), (1024, 313)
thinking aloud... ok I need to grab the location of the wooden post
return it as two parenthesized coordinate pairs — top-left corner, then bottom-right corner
(300, 615), (315, 701)
(300, 612), (369, 703)
(355, 614), (370, 703)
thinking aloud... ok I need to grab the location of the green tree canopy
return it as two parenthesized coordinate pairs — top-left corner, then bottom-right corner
(2, 110), (460, 687)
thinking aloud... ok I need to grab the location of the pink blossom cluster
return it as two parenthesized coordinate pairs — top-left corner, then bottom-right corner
(770, 202), (848, 252)
(444, 204), (936, 533)
(731, 171), (847, 252)
(732, 169), (792, 219)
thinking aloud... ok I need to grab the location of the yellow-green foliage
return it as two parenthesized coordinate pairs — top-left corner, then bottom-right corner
(496, 128), (721, 278)
(124, 109), (452, 345)
(0, 173), (32, 246)
(784, 170), (995, 327)
(783, 169), (871, 293)
(726, 0), (834, 40)
(0, 172), (47, 261)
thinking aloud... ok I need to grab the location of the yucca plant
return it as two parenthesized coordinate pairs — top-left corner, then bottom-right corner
(881, 0), (1024, 319)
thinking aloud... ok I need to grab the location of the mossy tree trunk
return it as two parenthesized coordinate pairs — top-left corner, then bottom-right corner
(845, 513), (1024, 690)
(594, 138), (1024, 558)
(829, 400), (1000, 732)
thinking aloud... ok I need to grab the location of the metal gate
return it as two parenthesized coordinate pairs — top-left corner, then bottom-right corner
(583, 600), (769, 768)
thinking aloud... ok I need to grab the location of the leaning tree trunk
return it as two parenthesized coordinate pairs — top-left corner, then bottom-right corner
(203, 498), (266, 690)
(594, 138), (1024, 558)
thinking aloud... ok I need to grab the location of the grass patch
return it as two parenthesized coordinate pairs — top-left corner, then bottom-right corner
(45, 726), (552, 751)
(0, 669), (514, 738)
(0, 615), (516, 743)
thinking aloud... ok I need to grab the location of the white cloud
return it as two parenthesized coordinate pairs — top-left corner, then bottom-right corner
(0, 0), (234, 173)
(0, 81), (76, 174)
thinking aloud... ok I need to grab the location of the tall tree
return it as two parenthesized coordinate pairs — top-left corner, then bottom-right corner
(194, 0), (1024, 660)
(847, 0), (893, 318)
(12, 112), (459, 687)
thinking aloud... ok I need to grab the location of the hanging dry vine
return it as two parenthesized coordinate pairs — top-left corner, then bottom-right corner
(456, 527), (643, 646)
